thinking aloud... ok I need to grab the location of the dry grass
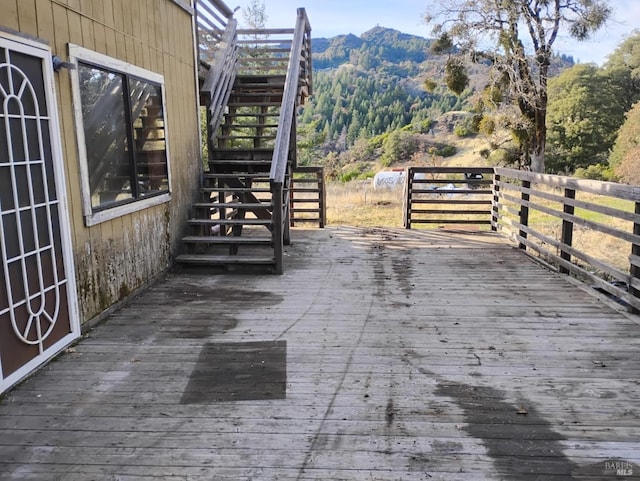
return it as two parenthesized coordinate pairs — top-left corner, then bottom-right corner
(326, 181), (405, 227)
(508, 189), (635, 273)
(325, 135), (491, 227)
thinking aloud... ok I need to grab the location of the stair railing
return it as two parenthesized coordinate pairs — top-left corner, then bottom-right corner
(270, 8), (312, 274)
(196, 0), (234, 55)
(201, 19), (238, 156)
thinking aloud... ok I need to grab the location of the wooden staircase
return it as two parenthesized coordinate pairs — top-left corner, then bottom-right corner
(177, 5), (312, 274)
(177, 76), (286, 272)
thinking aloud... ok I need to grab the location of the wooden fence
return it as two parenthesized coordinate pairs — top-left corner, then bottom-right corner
(404, 167), (640, 312)
(403, 167), (496, 228)
(290, 166), (326, 228)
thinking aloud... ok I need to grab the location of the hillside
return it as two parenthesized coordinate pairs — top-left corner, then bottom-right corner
(312, 27), (433, 70)
(297, 27), (576, 180)
(297, 27), (577, 177)
(297, 27), (482, 177)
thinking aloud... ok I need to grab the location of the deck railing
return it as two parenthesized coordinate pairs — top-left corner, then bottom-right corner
(404, 167), (640, 312)
(269, 8), (312, 274)
(196, 0), (238, 154)
(290, 166), (326, 228)
(196, 0), (234, 51)
(403, 167), (496, 228)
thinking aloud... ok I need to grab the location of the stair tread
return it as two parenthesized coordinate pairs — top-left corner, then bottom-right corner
(223, 112), (281, 117)
(227, 102), (282, 107)
(209, 159), (273, 164)
(188, 218), (272, 225)
(213, 147), (275, 151)
(235, 75), (286, 81)
(192, 202), (272, 209)
(200, 187), (272, 193)
(216, 135), (277, 140)
(289, 198), (321, 203)
(209, 160), (273, 164)
(230, 92), (284, 97)
(222, 124), (279, 129)
(235, 78), (286, 83)
(176, 254), (276, 265)
(204, 172), (268, 178)
(206, 169), (272, 175)
(182, 236), (272, 244)
(208, 159), (273, 163)
(232, 83), (285, 88)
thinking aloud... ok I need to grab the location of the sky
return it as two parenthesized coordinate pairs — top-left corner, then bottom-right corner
(227, 0), (640, 66)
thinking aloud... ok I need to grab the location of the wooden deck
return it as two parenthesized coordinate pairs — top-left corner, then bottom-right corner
(1, 226), (639, 480)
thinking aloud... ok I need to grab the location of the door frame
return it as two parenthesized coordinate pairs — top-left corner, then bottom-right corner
(0, 32), (81, 394)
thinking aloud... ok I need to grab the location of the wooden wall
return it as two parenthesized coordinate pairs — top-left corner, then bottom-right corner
(2, 0), (202, 324)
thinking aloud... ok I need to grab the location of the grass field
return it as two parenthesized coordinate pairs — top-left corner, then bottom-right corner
(326, 180), (405, 227)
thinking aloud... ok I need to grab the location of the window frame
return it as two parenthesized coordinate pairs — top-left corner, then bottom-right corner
(69, 44), (172, 226)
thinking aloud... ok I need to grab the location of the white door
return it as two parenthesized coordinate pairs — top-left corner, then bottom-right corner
(0, 34), (80, 394)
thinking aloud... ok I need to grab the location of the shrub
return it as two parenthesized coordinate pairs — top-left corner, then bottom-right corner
(433, 143), (457, 157)
(454, 124), (471, 137)
(573, 163), (615, 181)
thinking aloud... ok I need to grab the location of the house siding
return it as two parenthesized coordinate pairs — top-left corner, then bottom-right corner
(4, 0), (201, 324)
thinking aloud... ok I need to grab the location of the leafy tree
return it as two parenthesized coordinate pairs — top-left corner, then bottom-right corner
(425, 0), (612, 172)
(610, 101), (640, 185)
(242, 0), (267, 30)
(573, 163), (612, 181)
(603, 30), (640, 112)
(546, 64), (626, 173)
(348, 138), (376, 163)
(241, 0), (269, 69)
(296, 120), (326, 166)
(380, 130), (419, 166)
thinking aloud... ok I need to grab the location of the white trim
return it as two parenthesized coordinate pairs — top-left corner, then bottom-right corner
(67, 48), (93, 221)
(69, 44), (164, 84)
(1, 334), (78, 394)
(85, 193), (171, 226)
(0, 28), (51, 51)
(68, 44), (172, 226)
(0, 34), (80, 394)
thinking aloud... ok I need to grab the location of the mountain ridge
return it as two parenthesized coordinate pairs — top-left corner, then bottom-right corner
(311, 26), (434, 70)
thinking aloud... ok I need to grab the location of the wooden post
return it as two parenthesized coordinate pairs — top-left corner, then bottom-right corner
(403, 167), (412, 229)
(318, 168), (326, 228)
(491, 172), (500, 231)
(560, 188), (576, 274)
(519, 180), (530, 250)
(272, 182), (284, 275)
(206, 107), (214, 163)
(289, 175), (296, 228)
(630, 201), (640, 314)
(283, 176), (291, 246)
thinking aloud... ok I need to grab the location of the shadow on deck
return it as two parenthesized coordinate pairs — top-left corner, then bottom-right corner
(1, 227), (639, 480)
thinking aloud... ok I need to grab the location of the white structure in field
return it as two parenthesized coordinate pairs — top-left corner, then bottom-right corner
(372, 170), (406, 189)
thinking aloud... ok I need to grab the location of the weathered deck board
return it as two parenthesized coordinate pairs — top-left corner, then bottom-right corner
(1, 226), (639, 480)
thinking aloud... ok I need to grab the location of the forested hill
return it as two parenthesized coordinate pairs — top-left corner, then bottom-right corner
(312, 26), (434, 70)
(298, 26), (577, 176)
(299, 27), (468, 157)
